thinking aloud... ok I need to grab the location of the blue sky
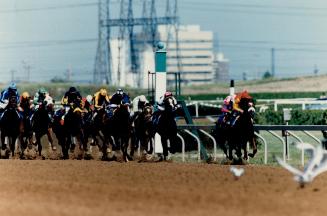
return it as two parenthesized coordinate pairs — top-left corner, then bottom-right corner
(1, 0), (327, 82)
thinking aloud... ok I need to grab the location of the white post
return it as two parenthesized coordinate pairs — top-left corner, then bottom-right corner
(154, 42), (167, 154)
(195, 102), (199, 118)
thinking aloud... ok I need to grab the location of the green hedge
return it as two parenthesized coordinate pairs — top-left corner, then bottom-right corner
(181, 92), (324, 101)
(255, 110), (327, 125)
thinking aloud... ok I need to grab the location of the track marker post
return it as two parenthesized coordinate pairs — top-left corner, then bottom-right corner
(154, 42), (167, 154)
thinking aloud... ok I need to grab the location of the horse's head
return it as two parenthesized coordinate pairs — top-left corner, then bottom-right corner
(143, 105), (153, 120)
(239, 97), (255, 119)
(163, 97), (176, 112)
(8, 96), (18, 109)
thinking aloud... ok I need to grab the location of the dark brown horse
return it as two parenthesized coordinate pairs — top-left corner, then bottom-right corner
(153, 97), (178, 161)
(0, 96), (24, 158)
(53, 106), (85, 159)
(132, 105), (154, 158)
(30, 102), (55, 156)
(101, 97), (132, 162)
(215, 95), (257, 163)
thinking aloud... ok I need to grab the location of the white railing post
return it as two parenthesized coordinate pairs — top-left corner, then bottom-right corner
(184, 129), (201, 162)
(199, 129), (217, 161)
(268, 130), (286, 162)
(176, 133), (185, 162)
(195, 102), (199, 118)
(254, 132), (268, 164)
(287, 131), (304, 166)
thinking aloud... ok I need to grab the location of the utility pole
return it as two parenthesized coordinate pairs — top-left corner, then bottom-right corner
(65, 66), (73, 82)
(271, 48), (275, 77)
(22, 61), (31, 82)
(314, 64), (319, 76)
(10, 70), (15, 82)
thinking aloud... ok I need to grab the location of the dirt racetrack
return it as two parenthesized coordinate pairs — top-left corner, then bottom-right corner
(0, 161), (327, 216)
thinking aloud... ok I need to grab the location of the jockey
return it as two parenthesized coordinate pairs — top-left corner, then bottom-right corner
(217, 95), (234, 126)
(61, 86), (82, 108)
(60, 86), (83, 124)
(131, 95), (151, 122)
(0, 82), (20, 110)
(230, 90), (254, 126)
(110, 88), (129, 105)
(107, 88), (130, 118)
(31, 88), (54, 124)
(132, 95), (149, 113)
(33, 88), (54, 109)
(83, 95), (94, 113)
(94, 88), (110, 109)
(153, 91), (178, 126)
(19, 91), (33, 113)
(157, 91), (178, 111)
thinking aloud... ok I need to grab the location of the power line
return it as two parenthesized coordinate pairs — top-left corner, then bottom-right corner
(182, 1), (327, 12)
(0, 2), (99, 14)
(178, 5), (327, 17)
(218, 39), (327, 47)
(0, 38), (97, 49)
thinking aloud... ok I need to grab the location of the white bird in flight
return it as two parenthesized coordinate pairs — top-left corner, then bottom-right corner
(230, 166), (245, 179)
(276, 143), (327, 187)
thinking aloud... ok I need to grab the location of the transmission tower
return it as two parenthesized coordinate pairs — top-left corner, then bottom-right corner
(94, 0), (111, 84)
(94, 0), (180, 86)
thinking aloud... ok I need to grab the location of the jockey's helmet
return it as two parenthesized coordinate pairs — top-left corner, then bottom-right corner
(164, 91), (173, 98)
(116, 88), (124, 95)
(223, 95), (232, 105)
(86, 95), (93, 104)
(139, 95), (146, 102)
(21, 91), (30, 99)
(38, 87), (47, 95)
(69, 86), (77, 93)
(100, 88), (107, 97)
(8, 82), (17, 91)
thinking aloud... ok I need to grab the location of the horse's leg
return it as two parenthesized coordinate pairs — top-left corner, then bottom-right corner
(148, 136), (154, 155)
(248, 137), (257, 158)
(216, 128), (229, 159)
(129, 130), (136, 157)
(243, 141), (248, 160)
(161, 136), (168, 161)
(122, 136), (130, 162)
(47, 128), (56, 150)
(10, 137), (15, 157)
(0, 132), (6, 158)
(36, 134), (42, 156)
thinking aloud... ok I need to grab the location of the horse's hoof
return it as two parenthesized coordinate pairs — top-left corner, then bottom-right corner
(248, 149), (257, 158)
(155, 156), (164, 162)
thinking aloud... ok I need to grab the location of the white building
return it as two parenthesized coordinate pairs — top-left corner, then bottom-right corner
(158, 25), (214, 85)
(213, 53), (230, 82)
(110, 25), (216, 88)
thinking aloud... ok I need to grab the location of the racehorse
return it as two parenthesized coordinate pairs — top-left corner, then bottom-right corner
(0, 96), (23, 158)
(153, 97), (178, 161)
(19, 100), (33, 152)
(30, 101), (55, 156)
(101, 97), (132, 162)
(82, 106), (105, 157)
(215, 94), (257, 163)
(132, 105), (154, 158)
(53, 106), (85, 159)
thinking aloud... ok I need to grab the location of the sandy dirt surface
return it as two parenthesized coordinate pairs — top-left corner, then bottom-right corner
(0, 161), (326, 216)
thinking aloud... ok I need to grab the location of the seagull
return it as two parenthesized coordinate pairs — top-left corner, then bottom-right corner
(230, 166), (245, 180)
(276, 143), (327, 187)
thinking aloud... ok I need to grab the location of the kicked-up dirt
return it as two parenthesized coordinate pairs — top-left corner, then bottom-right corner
(0, 161), (326, 216)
